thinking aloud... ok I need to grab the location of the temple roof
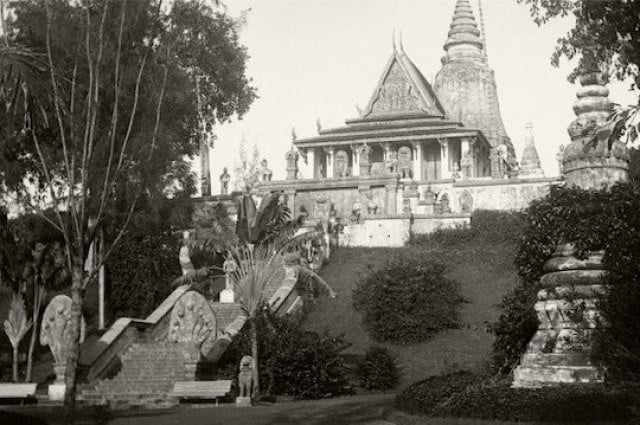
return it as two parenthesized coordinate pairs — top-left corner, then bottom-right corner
(360, 37), (446, 119)
(441, 0), (486, 65)
(293, 114), (490, 148)
(293, 37), (491, 150)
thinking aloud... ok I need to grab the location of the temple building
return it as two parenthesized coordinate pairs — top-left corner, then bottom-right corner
(248, 0), (559, 245)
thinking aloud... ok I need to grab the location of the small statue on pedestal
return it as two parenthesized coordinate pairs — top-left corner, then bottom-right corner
(259, 159), (273, 182)
(366, 192), (378, 215)
(220, 257), (237, 303)
(236, 355), (255, 406)
(220, 167), (230, 195)
(556, 145), (565, 175)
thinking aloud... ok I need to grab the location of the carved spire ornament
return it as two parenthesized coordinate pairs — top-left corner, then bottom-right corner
(434, 0), (515, 159)
(519, 123), (544, 177)
(562, 69), (629, 189)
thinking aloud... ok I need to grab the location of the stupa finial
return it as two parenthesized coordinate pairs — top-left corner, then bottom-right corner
(441, 0), (485, 64)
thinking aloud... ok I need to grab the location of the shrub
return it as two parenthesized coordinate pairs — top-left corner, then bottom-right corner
(106, 211), (182, 319)
(432, 381), (640, 422)
(494, 183), (640, 377)
(395, 371), (484, 415)
(352, 253), (465, 344)
(357, 346), (400, 391)
(220, 309), (353, 400)
(490, 285), (539, 374)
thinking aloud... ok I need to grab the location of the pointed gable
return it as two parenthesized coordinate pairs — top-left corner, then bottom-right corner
(363, 46), (445, 119)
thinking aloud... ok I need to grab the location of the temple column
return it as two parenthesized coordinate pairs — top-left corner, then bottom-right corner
(386, 184), (397, 215)
(461, 137), (471, 179)
(351, 145), (360, 177)
(324, 147), (334, 179)
(439, 138), (451, 179)
(306, 148), (316, 179)
(412, 141), (423, 180)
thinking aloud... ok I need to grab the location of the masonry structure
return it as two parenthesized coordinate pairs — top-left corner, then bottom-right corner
(244, 0), (557, 246)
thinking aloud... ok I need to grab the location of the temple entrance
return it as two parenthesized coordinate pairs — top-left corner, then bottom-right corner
(423, 142), (441, 180)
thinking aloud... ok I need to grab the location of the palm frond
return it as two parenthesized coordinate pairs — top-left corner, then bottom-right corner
(3, 293), (32, 348)
(228, 245), (282, 317)
(0, 44), (50, 128)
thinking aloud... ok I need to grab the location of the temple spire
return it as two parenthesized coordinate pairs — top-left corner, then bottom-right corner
(441, 0), (486, 65)
(519, 123), (544, 177)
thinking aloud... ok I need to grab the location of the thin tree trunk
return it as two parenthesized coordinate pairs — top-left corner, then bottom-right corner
(25, 318), (37, 382)
(250, 317), (259, 399)
(12, 346), (18, 382)
(26, 286), (42, 383)
(64, 257), (84, 407)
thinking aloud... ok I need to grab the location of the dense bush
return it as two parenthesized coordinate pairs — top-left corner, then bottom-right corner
(397, 372), (640, 421)
(352, 252), (464, 344)
(432, 382), (640, 422)
(409, 210), (525, 247)
(106, 211), (182, 319)
(357, 346), (400, 391)
(493, 183), (640, 378)
(220, 309), (353, 400)
(395, 371), (484, 415)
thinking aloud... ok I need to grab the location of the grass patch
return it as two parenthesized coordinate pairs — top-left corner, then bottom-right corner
(302, 218), (519, 388)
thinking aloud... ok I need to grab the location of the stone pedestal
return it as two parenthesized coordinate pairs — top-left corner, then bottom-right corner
(48, 364), (66, 401)
(512, 246), (607, 388)
(236, 396), (251, 407)
(219, 289), (235, 303)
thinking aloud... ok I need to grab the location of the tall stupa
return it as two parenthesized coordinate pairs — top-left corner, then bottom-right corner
(434, 0), (514, 158)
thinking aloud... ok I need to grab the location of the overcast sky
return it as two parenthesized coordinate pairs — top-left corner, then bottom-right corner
(205, 0), (639, 191)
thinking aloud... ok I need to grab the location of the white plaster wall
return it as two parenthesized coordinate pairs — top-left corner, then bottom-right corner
(340, 219), (411, 248)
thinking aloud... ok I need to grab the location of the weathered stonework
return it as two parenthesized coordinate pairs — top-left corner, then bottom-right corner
(513, 247), (606, 387)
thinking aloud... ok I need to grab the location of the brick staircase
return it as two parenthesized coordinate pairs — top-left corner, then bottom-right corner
(79, 341), (196, 408)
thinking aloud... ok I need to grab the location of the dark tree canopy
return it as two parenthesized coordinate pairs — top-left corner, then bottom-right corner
(0, 0), (256, 204)
(518, 0), (640, 90)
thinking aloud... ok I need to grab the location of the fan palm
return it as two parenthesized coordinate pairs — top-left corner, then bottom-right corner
(175, 192), (336, 399)
(3, 293), (32, 382)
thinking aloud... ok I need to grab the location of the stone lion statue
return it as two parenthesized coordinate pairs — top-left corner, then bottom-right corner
(238, 355), (255, 398)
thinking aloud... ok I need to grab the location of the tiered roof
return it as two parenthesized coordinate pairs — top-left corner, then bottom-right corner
(294, 37), (489, 150)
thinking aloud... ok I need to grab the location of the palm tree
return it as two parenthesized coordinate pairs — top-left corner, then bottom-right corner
(3, 293), (32, 382)
(176, 192), (336, 399)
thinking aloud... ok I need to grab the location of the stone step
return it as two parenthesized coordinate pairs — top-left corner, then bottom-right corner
(520, 352), (594, 367)
(512, 365), (604, 388)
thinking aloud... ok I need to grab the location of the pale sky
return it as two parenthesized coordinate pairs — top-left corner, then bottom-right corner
(204, 0), (639, 190)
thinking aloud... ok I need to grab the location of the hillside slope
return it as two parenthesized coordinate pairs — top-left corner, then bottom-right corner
(302, 236), (518, 389)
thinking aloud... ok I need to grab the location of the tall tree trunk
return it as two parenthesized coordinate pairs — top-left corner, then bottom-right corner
(25, 319), (37, 382)
(64, 257), (84, 407)
(250, 317), (260, 399)
(12, 346), (18, 382)
(25, 286), (42, 383)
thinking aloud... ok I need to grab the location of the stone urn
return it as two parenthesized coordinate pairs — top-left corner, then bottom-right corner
(512, 243), (607, 387)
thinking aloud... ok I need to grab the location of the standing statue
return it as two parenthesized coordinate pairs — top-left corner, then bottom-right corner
(285, 147), (299, 180)
(386, 150), (398, 174)
(179, 230), (195, 276)
(259, 159), (273, 182)
(220, 257), (237, 303)
(365, 192), (378, 215)
(334, 150), (349, 178)
(351, 200), (362, 223)
(461, 151), (473, 179)
(220, 167), (231, 195)
(237, 355), (255, 404)
(397, 146), (413, 179)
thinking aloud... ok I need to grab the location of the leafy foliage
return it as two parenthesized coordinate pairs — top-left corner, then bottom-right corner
(430, 380), (640, 422)
(517, 0), (640, 88)
(106, 210), (182, 319)
(352, 253), (464, 345)
(493, 183), (640, 378)
(394, 371), (486, 415)
(357, 346), (400, 391)
(220, 309), (353, 400)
